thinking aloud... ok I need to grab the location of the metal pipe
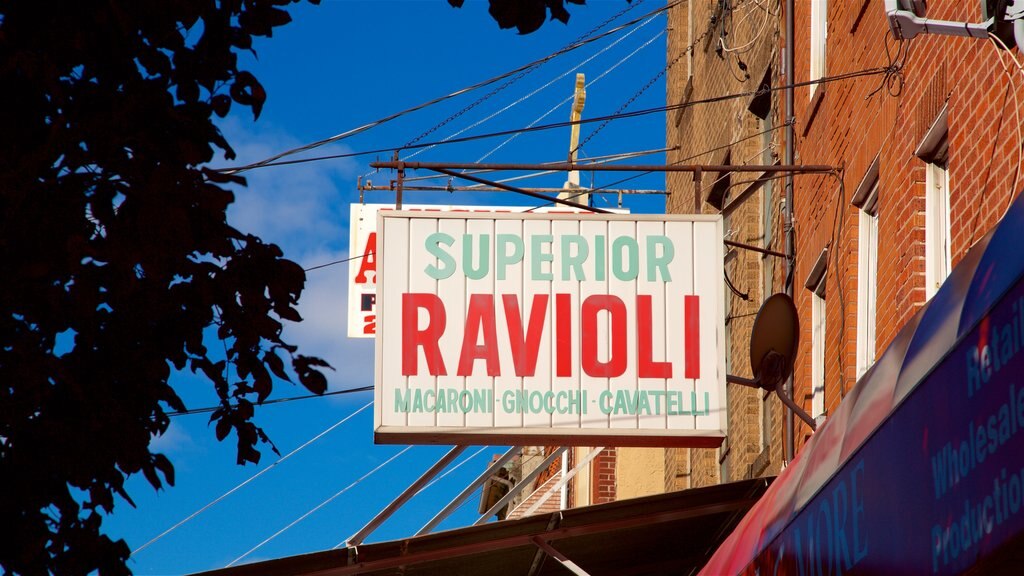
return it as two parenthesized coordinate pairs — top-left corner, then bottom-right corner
(776, 377), (816, 432)
(430, 168), (609, 214)
(784, 0), (796, 463)
(358, 183), (667, 195)
(531, 537), (592, 576)
(399, 146), (677, 183)
(520, 446), (604, 518)
(345, 445), (466, 547)
(693, 167), (703, 212)
(474, 448), (567, 526)
(416, 446), (523, 536)
(724, 240), (787, 259)
(325, 496), (758, 575)
(370, 160), (834, 174)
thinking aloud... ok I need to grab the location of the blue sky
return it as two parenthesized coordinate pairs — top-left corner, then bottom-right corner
(104, 1), (668, 573)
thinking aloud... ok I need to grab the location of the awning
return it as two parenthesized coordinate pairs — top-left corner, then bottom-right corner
(702, 194), (1024, 575)
(192, 477), (771, 576)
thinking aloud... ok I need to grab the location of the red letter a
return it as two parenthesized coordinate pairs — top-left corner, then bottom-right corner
(458, 294), (501, 376)
(503, 294), (549, 377)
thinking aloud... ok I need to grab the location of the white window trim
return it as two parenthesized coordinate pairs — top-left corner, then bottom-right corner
(924, 161), (951, 299)
(853, 160), (879, 379)
(809, 0), (828, 99)
(805, 248), (828, 419)
(856, 204), (878, 379)
(811, 287), (826, 418)
(916, 105), (950, 300)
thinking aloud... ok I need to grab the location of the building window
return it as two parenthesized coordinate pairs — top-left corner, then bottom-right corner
(811, 287), (826, 418)
(853, 161), (879, 379)
(915, 106), (950, 299)
(809, 0), (828, 99)
(925, 160), (950, 298)
(805, 249), (828, 420)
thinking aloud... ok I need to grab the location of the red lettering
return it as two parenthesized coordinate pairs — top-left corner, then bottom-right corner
(503, 294), (549, 377)
(362, 315), (376, 335)
(354, 232), (376, 284)
(581, 295), (627, 377)
(637, 295), (671, 378)
(556, 293), (572, 377)
(457, 294), (501, 376)
(402, 293), (446, 376)
(685, 295), (700, 379)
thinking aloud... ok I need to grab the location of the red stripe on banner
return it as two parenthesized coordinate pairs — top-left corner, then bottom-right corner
(684, 295), (700, 379)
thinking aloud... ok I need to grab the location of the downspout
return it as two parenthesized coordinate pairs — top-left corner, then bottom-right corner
(784, 0), (796, 464)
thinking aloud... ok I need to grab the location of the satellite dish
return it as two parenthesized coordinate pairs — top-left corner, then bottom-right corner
(749, 293), (799, 390)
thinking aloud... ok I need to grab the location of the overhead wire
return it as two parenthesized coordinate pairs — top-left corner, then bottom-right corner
(719, 0), (772, 54)
(528, 120), (791, 211)
(223, 0), (679, 176)
(473, 25), (666, 165)
(401, 146), (672, 184)
(225, 445), (414, 567)
(397, 10), (665, 168)
(574, 0), (751, 153)
(399, 0), (651, 150)
(166, 385), (372, 417)
(326, 445), (491, 550)
(988, 31), (1024, 218)
(223, 65), (890, 174)
(131, 401), (373, 556)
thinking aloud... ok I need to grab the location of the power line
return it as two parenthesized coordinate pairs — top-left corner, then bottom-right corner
(166, 385), (373, 417)
(576, 0), (748, 152)
(220, 66), (891, 173)
(226, 445), (414, 567)
(402, 10), (665, 167)
(132, 401), (373, 556)
(401, 0), (651, 150)
(474, 24), (666, 165)
(222, 0), (680, 176)
(299, 123), (795, 274)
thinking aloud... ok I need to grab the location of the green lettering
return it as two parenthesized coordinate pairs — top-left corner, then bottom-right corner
(612, 236), (639, 281)
(463, 234), (490, 280)
(531, 234), (554, 281)
(496, 234), (524, 281)
(425, 233), (456, 279)
(394, 388), (410, 412)
(646, 236), (674, 281)
(561, 235), (588, 281)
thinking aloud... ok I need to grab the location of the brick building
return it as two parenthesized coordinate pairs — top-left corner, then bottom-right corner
(663, 0), (788, 491)
(788, 0), (1020, 447)
(576, 0), (1024, 535)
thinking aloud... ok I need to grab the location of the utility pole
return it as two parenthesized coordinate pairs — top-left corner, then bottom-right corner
(560, 73), (588, 207)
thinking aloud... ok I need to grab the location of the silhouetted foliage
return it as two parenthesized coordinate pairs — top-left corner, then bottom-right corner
(449, 0), (614, 35)
(0, 1), (327, 574)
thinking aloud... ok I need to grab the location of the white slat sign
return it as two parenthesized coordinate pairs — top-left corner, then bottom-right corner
(374, 211), (726, 447)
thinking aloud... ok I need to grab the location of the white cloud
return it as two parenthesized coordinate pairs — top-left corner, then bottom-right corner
(211, 117), (374, 389)
(150, 420), (195, 455)
(216, 116), (358, 256)
(287, 247), (375, 389)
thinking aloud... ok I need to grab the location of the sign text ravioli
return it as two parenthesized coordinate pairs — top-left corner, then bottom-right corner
(374, 212), (726, 446)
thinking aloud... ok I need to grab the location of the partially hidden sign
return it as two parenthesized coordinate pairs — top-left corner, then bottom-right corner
(374, 211), (726, 447)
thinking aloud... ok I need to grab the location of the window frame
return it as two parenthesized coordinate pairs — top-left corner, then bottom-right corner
(805, 248), (828, 420)
(853, 161), (879, 379)
(809, 0), (828, 100)
(915, 105), (950, 300)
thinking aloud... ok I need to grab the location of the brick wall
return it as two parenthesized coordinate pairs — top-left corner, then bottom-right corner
(591, 448), (617, 504)
(665, 0), (786, 490)
(788, 0), (1022, 447)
